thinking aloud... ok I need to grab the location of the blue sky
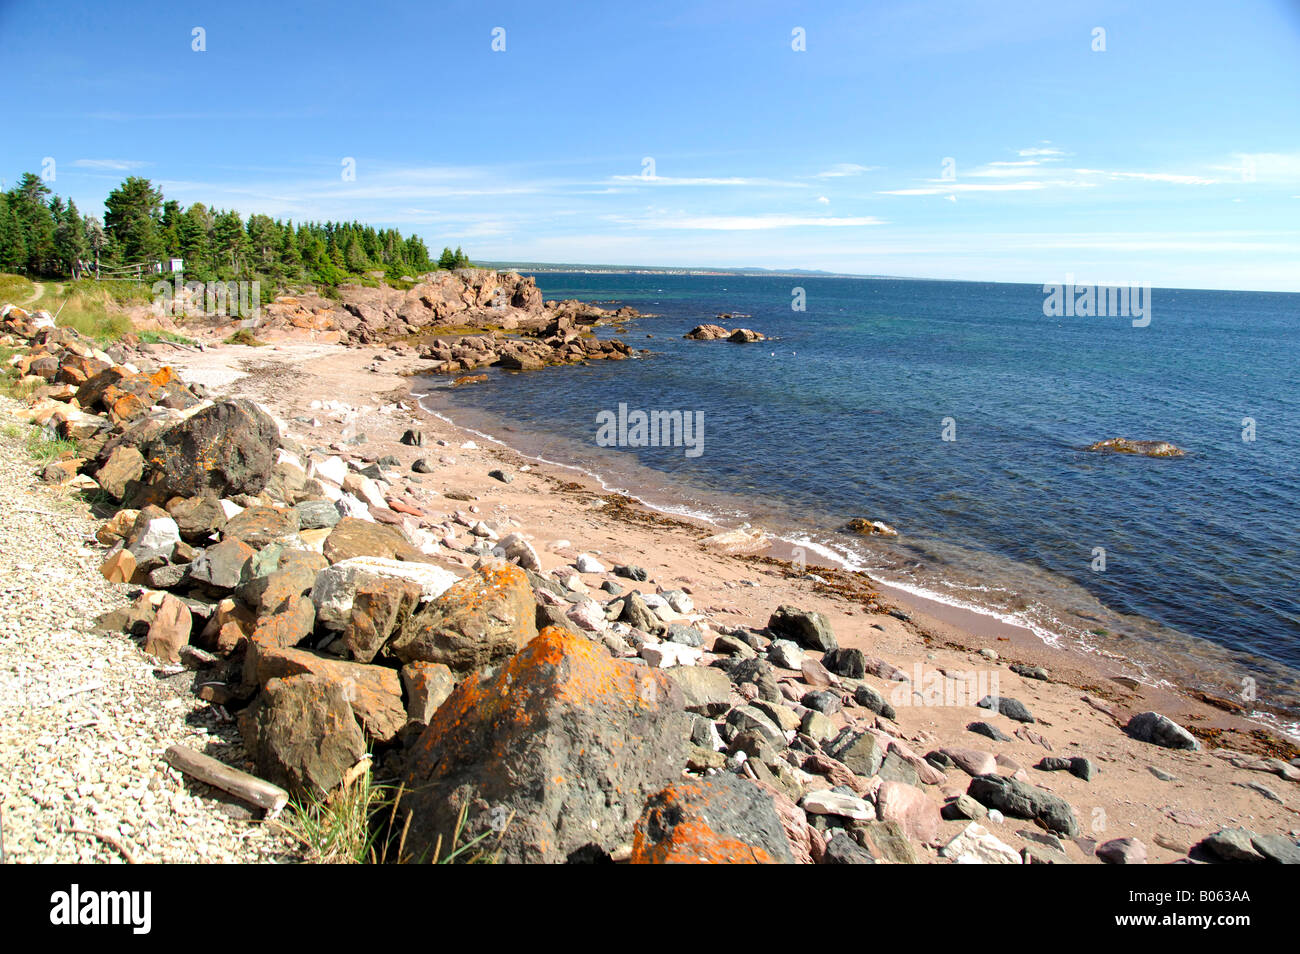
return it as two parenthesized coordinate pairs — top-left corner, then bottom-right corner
(3, 0), (1299, 290)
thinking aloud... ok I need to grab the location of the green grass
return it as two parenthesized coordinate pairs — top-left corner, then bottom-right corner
(24, 427), (78, 464)
(1, 423), (22, 440)
(223, 329), (266, 347)
(137, 329), (197, 346)
(280, 770), (503, 864)
(0, 273), (35, 304)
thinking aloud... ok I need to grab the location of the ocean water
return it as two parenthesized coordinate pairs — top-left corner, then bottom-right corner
(416, 273), (1300, 719)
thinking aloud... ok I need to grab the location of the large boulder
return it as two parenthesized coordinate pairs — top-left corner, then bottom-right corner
(238, 674), (366, 798)
(967, 774), (1079, 836)
(630, 775), (794, 864)
(135, 399), (281, 502)
(768, 605), (837, 652)
(400, 626), (689, 863)
(389, 563), (536, 673)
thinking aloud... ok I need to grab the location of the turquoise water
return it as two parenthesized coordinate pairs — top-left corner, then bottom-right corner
(418, 274), (1300, 717)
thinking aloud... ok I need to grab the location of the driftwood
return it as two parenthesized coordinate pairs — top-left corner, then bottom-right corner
(164, 744), (289, 816)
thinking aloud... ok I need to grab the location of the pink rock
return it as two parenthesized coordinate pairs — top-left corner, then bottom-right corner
(144, 594), (192, 664)
(756, 781), (815, 864)
(941, 746), (998, 777)
(1097, 837), (1148, 864)
(889, 740), (947, 785)
(876, 780), (941, 843)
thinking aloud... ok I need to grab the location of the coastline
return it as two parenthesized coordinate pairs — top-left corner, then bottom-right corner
(413, 369), (1300, 741)
(7, 315), (1297, 863)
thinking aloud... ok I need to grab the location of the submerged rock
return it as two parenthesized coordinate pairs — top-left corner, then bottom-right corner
(1084, 438), (1185, 458)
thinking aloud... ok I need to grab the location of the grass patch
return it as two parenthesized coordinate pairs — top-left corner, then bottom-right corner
(1, 423), (22, 440)
(0, 273), (35, 303)
(223, 329), (266, 347)
(25, 426), (77, 464)
(280, 770), (503, 864)
(138, 329), (198, 346)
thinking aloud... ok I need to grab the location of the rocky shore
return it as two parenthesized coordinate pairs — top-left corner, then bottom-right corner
(2, 297), (1298, 865)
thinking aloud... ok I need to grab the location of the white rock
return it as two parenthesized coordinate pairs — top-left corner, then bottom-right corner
(218, 500), (244, 520)
(460, 440), (477, 450)
(335, 494), (374, 522)
(575, 553), (605, 574)
(801, 790), (875, 822)
(316, 480), (343, 502)
(131, 515), (180, 557)
(311, 557), (461, 629)
(987, 809), (1005, 824)
(497, 533), (541, 572)
(312, 455), (348, 486)
(640, 642), (701, 668)
(662, 590), (694, 614)
(940, 823), (1022, 864)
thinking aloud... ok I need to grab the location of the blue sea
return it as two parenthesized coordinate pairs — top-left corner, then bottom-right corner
(416, 273), (1300, 722)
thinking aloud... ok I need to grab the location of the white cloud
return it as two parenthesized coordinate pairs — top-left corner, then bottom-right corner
(1018, 146), (1067, 157)
(816, 195), (830, 204)
(879, 181), (1050, 195)
(72, 159), (149, 171)
(813, 163), (878, 178)
(614, 212), (885, 230)
(1075, 168), (1218, 185)
(609, 174), (806, 188)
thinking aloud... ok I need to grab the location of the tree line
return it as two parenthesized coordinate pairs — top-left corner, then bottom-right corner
(0, 172), (471, 287)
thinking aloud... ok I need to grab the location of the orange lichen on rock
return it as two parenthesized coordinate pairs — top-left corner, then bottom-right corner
(629, 776), (795, 865)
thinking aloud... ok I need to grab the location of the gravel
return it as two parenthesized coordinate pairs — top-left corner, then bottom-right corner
(0, 398), (299, 863)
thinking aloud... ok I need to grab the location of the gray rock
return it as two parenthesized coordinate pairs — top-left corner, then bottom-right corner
(1251, 833), (1300, 865)
(824, 727), (885, 777)
(767, 638), (803, 670)
(1097, 837), (1147, 864)
(822, 647), (866, 679)
(853, 684), (897, 720)
(666, 665), (732, 716)
(976, 694), (1036, 723)
(725, 705), (787, 748)
(665, 623), (703, 647)
(802, 689), (842, 715)
(614, 564), (647, 582)
(967, 774), (1079, 836)
(1125, 711), (1201, 750)
(967, 721), (1012, 742)
(1194, 827), (1265, 863)
(295, 499), (341, 530)
(821, 830), (876, 864)
(767, 604), (837, 652)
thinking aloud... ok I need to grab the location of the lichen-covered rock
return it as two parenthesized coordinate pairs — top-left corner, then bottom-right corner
(400, 626), (689, 864)
(390, 563), (536, 673)
(630, 775), (794, 864)
(238, 674), (366, 798)
(135, 399), (281, 502)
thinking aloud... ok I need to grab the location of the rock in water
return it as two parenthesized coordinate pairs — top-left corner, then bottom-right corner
(1084, 438), (1185, 458)
(400, 626), (689, 864)
(630, 775), (794, 863)
(136, 399), (281, 501)
(390, 563), (536, 673)
(1125, 711), (1201, 750)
